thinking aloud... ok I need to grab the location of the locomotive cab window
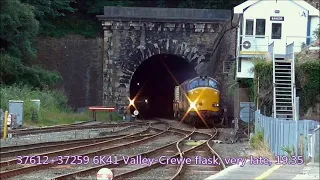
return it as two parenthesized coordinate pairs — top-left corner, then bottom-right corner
(199, 79), (208, 87)
(189, 79), (199, 90)
(209, 80), (218, 89)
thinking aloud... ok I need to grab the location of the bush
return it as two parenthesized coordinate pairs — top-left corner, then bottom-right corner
(313, 24), (320, 40)
(0, 85), (121, 126)
(249, 59), (320, 117)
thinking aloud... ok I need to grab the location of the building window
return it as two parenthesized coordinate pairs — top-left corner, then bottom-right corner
(271, 23), (282, 39)
(255, 19), (266, 36)
(245, 20), (254, 35)
(238, 58), (242, 72)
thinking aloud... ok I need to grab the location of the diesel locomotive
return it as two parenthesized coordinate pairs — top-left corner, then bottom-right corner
(173, 76), (223, 126)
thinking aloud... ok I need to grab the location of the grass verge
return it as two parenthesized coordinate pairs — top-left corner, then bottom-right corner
(0, 85), (122, 127)
(250, 130), (274, 160)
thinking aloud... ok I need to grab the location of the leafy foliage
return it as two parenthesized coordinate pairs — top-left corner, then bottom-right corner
(0, 0), (39, 61)
(313, 24), (320, 40)
(296, 60), (320, 112)
(20, 0), (76, 35)
(177, 0), (245, 9)
(0, 52), (61, 87)
(0, 0), (61, 89)
(247, 59), (320, 116)
(0, 85), (121, 125)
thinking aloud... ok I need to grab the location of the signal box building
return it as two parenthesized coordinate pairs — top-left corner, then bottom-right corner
(233, 0), (319, 121)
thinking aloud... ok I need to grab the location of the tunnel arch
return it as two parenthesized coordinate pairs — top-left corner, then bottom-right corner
(113, 39), (213, 115)
(128, 54), (198, 119)
(119, 39), (211, 86)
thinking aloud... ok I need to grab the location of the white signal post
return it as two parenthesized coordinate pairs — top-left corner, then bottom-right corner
(7, 114), (12, 138)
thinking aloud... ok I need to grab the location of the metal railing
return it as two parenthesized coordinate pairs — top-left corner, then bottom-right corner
(308, 126), (320, 162)
(237, 35), (318, 54)
(286, 36), (317, 52)
(285, 42), (295, 60)
(268, 41), (274, 56)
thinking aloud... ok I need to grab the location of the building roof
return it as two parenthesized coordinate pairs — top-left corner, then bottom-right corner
(234, 0), (319, 16)
(97, 6), (232, 22)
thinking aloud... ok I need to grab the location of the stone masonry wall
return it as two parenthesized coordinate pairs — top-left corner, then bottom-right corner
(35, 36), (103, 109)
(102, 20), (238, 114)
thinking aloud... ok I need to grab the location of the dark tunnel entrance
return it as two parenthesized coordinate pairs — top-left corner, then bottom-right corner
(129, 54), (198, 119)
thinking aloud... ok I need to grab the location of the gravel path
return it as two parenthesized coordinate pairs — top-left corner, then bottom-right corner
(0, 126), (146, 148)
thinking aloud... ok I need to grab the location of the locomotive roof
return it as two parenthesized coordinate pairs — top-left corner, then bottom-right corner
(181, 76), (219, 85)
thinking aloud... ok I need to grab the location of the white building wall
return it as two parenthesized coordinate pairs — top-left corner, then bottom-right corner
(235, 0), (319, 79)
(236, 59), (255, 79)
(243, 0), (309, 54)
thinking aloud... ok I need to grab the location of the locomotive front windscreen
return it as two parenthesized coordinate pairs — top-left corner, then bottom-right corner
(188, 78), (218, 90)
(209, 79), (218, 89)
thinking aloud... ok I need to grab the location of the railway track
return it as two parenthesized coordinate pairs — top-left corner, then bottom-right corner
(0, 122), (173, 179)
(113, 127), (223, 180)
(1, 121), (165, 138)
(49, 125), (224, 179)
(0, 129), (153, 160)
(0, 119), (225, 179)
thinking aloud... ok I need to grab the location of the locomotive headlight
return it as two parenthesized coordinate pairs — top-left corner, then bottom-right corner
(212, 103), (219, 107)
(145, 99), (148, 103)
(129, 99), (134, 106)
(190, 101), (197, 109)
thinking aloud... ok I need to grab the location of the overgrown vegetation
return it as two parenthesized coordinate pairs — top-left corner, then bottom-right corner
(250, 130), (273, 159)
(281, 145), (295, 156)
(227, 57), (320, 118)
(0, 85), (121, 126)
(313, 24), (320, 40)
(251, 59), (319, 117)
(296, 61), (320, 113)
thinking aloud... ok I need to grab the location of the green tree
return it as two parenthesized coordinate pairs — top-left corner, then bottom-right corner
(313, 24), (320, 40)
(21, 0), (76, 35)
(86, 0), (136, 14)
(0, 0), (39, 61)
(0, 0), (61, 88)
(177, 0), (245, 9)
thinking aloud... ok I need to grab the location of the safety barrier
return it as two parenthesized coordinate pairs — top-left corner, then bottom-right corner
(254, 110), (319, 160)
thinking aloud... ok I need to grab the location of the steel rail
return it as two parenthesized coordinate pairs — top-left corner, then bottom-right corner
(3, 122), (151, 137)
(0, 132), (130, 153)
(8, 120), (167, 135)
(0, 123), (172, 179)
(50, 127), (194, 180)
(0, 133), (153, 159)
(1, 121), (166, 153)
(170, 127), (222, 180)
(113, 127), (214, 179)
(0, 127), (151, 169)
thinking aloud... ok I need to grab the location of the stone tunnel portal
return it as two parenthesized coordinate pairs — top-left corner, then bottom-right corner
(129, 54), (197, 119)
